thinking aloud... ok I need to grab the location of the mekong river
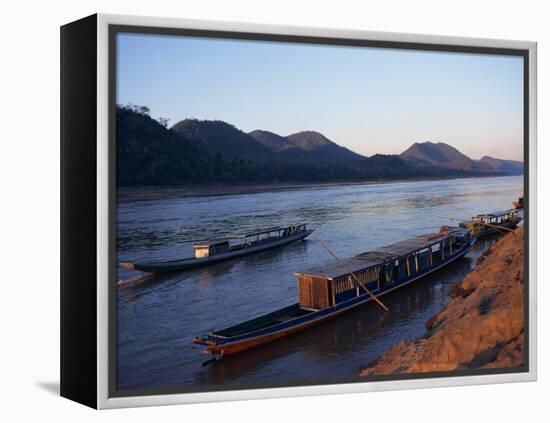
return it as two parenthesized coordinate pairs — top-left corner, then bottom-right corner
(115, 175), (523, 391)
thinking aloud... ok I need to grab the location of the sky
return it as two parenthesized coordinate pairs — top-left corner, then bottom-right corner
(117, 32), (524, 161)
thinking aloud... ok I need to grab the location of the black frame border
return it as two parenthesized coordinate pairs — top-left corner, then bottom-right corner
(60, 14), (98, 409)
(107, 24), (530, 399)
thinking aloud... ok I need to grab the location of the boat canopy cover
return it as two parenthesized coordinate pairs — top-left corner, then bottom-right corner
(474, 209), (517, 219)
(193, 224), (308, 246)
(296, 227), (469, 279)
(235, 224), (306, 239)
(193, 239), (230, 248)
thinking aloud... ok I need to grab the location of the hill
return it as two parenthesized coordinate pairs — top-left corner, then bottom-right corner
(283, 131), (364, 161)
(116, 105), (211, 186)
(400, 141), (472, 168)
(116, 106), (374, 186)
(116, 105), (518, 187)
(249, 129), (364, 161)
(479, 156), (523, 175)
(399, 141), (523, 175)
(116, 106), (267, 186)
(248, 130), (291, 153)
(400, 141), (492, 171)
(172, 119), (273, 160)
(400, 142), (523, 174)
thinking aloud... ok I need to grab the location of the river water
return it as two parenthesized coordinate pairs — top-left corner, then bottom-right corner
(116, 175), (523, 391)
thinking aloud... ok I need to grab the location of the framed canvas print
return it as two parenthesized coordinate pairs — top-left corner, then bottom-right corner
(60, 14), (537, 409)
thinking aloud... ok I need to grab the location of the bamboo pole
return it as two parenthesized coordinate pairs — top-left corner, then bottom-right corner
(313, 237), (389, 312)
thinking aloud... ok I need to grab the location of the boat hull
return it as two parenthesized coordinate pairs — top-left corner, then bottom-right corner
(198, 238), (475, 357)
(472, 218), (521, 238)
(125, 229), (314, 273)
(203, 317), (320, 356)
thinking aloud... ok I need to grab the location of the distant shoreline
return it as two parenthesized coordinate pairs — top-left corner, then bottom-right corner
(116, 174), (521, 203)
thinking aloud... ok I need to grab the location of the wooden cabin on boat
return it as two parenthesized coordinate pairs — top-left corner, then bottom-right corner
(193, 240), (230, 258)
(295, 227), (471, 311)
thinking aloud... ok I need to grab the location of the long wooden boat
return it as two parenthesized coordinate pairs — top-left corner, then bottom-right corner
(193, 226), (475, 358)
(459, 209), (521, 238)
(120, 224), (313, 274)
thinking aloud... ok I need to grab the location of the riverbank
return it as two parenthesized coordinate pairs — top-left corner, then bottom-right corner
(117, 174), (515, 203)
(360, 226), (525, 376)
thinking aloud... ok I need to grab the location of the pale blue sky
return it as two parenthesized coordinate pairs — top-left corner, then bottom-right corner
(117, 32), (524, 161)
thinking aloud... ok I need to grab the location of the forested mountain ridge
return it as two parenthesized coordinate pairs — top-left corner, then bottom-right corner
(172, 119), (274, 160)
(400, 141), (486, 171)
(115, 105), (519, 187)
(478, 156), (523, 175)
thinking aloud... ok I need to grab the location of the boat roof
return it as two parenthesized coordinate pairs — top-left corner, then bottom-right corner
(232, 224), (306, 239)
(295, 227), (468, 280)
(194, 224), (307, 247)
(474, 209), (517, 219)
(193, 239), (229, 248)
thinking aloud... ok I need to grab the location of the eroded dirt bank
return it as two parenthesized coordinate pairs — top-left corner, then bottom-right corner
(360, 226), (525, 376)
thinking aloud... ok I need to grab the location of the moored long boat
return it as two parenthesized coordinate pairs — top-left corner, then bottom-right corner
(194, 226), (475, 357)
(119, 224), (313, 274)
(460, 209), (521, 238)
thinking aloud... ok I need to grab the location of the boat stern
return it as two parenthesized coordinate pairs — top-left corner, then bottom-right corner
(193, 333), (229, 358)
(119, 262), (136, 270)
(193, 332), (220, 347)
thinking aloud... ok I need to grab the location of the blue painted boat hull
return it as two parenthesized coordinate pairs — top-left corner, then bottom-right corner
(194, 238), (476, 356)
(122, 229), (314, 274)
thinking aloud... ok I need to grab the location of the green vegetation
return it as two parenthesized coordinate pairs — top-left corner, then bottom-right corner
(116, 105), (513, 187)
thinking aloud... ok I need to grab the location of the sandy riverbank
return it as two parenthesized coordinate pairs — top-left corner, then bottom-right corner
(360, 226), (525, 376)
